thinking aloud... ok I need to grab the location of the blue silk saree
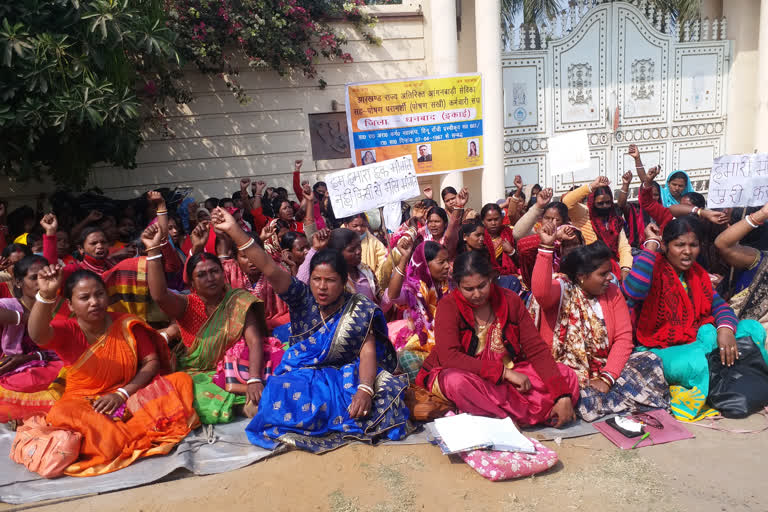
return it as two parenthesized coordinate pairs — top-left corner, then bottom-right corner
(245, 278), (411, 453)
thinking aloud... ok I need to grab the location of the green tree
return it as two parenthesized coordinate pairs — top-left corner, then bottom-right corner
(0, 0), (377, 188)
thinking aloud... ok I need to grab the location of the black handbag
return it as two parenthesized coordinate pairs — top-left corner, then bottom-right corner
(707, 336), (768, 418)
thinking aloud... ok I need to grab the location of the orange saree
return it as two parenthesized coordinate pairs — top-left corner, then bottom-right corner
(46, 315), (199, 477)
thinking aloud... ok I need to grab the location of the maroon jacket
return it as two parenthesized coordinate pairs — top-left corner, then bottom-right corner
(417, 286), (571, 400)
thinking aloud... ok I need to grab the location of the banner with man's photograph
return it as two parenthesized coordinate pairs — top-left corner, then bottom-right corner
(346, 74), (483, 176)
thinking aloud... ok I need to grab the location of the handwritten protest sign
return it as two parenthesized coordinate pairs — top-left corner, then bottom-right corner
(707, 153), (768, 208)
(326, 156), (420, 218)
(548, 130), (590, 176)
(346, 74), (483, 176)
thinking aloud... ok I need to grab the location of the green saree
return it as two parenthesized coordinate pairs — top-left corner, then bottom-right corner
(177, 288), (266, 424)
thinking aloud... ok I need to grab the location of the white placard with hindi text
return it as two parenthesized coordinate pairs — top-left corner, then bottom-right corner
(326, 155), (421, 218)
(707, 153), (768, 208)
(548, 130), (591, 176)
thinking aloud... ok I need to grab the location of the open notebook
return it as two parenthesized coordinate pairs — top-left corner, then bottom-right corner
(433, 414), (536, 455)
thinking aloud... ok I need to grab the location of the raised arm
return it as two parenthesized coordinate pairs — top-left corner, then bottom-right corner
(39, 213), (58, 264)
(188, 221), (211, 256)
(638, 166), (671, 228)
(512, 175), (524, 201)
(620, 224), (662, 307)
(627, 144), (649, 184)
(292, 160), (305, 200)
(301, 181), (316, 233)
(714, 203), (768, 269)
(142, 223), (188, 319)
(27, 264), (64, 346)
(617, 171), (632, 211)
(71, 210), (103, 241)
(530, 224), (562, 309)
(443, 188), (468, 258)
(386, 235), (414, 301)
(513, 188), (552, 240)
(562, 180), (595, 209)
(211, 207), (293, 294)
(147, 190), (168, 234)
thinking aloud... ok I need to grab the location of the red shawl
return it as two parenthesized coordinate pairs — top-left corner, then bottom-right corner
(483, 226), (518, 275)
(516, 234), (544, 289)
(636, 255), (714, 349)
(587, 190), (623, 260)
(452, 284), (522, 359)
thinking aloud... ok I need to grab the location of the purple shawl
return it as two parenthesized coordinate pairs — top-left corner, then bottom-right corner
(0, 298), (25, 356)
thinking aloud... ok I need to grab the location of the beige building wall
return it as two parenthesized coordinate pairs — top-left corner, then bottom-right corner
(3, 3), (427, 205)
(724, 0), (761, 154)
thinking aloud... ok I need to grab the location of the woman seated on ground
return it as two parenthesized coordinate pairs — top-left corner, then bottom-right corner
(531, 229), (669, 421)
(279, 231), (310, 275)
(714, 202), (768, 329)
(0, 244), (32, 284)
(247, 181), (305, 234)
(480, 202), (524, 292)
(514, 198), (582, 290)
(208, 208), (409, 452)
(659, 170), (694, 207)
(25, 267), (197, 477)
(511, 188), (555, 241)
(342, 213), (387, 275)
(383, 238), (452, 382)
(0, 256), (65, 422)
(621, 219), (767, 422)
(143, 223), (277, 424)
(439, 186), (477, 223)
(562, 176), (633, 279)
(416, 251), (578, 427)
(297, 229), (381, 304)
(459, 220), (486, 254)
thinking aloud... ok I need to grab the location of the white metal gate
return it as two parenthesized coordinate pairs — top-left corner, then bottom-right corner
(501, 0), (731, 197)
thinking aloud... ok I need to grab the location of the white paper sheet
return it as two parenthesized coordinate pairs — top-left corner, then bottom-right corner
(326, 155), (420, 218)
(434, 414), (535, 454)
(548, 130), (591, 176)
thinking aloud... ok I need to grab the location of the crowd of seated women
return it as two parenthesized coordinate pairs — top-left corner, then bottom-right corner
(1, 146), (768, 477)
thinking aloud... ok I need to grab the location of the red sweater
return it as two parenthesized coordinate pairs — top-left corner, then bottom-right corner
(531, 250), (633, 380)
(424, 287), (572, 399)
(639, 184), (673, 231)
(250, 207), (304, 235)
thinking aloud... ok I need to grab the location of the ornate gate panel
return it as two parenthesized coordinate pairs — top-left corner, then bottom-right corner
(501, 0), (731, 198)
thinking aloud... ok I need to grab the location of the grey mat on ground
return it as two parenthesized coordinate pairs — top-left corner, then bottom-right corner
(0, 419), (273, 505)
(421, 419), (599, 444)
(522, 419), (600, 441)
(0, 420), (432, 505)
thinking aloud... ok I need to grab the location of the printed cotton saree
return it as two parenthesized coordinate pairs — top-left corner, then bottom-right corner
(0, 298), (65, 422)
(246, 283), (411, 453)
(177, 288), (277, 424)
(45, 315), (198, 477)
(731, 251), (768, 331)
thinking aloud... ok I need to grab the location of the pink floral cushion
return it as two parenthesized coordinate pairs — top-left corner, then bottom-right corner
(458, 439), (558, 481)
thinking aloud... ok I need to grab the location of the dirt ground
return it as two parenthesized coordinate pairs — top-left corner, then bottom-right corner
(2, 413), (767, 512)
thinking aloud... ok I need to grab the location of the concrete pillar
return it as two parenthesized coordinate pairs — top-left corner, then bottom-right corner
(723, 0), (760, 154)
(426, 0), (464, 199)
(475, 0), (506, 204)
(755, 0), (768, 151)
(700, 0), (722, 21)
